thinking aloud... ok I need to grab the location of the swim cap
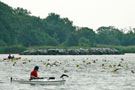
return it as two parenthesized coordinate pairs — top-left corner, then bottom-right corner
(34, 66), (39, 70)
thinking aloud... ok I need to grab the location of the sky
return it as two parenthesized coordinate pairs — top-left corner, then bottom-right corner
(1, 0), (135, 30)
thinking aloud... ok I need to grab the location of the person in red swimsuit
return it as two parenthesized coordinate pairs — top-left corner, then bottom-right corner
(30, 66), (43, 80)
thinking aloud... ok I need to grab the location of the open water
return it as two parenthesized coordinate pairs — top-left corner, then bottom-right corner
(0, 54), (135, 90)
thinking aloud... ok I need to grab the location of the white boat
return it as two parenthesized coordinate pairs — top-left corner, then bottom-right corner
(11, 78), (66, 85)
(11, 74), (68, 85)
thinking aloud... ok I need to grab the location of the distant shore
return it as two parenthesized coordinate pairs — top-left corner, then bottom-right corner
(1, 45), (135, 55)
(20, 48), (123, 55)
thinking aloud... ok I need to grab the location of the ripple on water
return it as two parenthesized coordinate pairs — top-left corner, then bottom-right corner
(1, 54), (135, 90)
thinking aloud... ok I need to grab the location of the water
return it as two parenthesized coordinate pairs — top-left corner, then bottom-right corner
(0, 54), (135, 90)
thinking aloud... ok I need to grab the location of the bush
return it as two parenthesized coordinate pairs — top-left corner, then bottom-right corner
(0, 45), (27, 54)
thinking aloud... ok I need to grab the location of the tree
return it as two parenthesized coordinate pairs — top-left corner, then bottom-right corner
(78, 37), (90, 46)
(64, 33), (78, 46)
(96, 26), (123, 45)
(0, 40), (7, 46)
(77, 27), (96, 46)
(13, 7), (31, 16)
(43, 13), (75, 43)
(122, 30), (135, 46)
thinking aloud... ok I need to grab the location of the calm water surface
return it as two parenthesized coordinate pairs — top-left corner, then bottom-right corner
(0, 54), (135, 90)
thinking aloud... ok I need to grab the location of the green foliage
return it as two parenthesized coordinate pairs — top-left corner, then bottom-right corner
(118, 46), (135, 53)
(64, 33), (78, 46)
(44, 13), (75, 43)
(96, 26), (123, 45)
(13, 7), (31, 16)
(0, 45), (26, 54)
(121, 30), (135, 46)
(1, 1), (135, 53)
(0, 40), (7, 46)
(78, 37), (90, 46)
(77, 27), (96, 46)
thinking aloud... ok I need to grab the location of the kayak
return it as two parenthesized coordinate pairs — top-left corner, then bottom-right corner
(11, 78), (66, 85)
(3, 57), (21, 60)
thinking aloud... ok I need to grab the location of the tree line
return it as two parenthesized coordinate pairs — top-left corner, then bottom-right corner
(0, 1), (135, 48)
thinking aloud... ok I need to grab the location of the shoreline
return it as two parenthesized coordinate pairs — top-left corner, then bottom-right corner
(20, 48), (123, 55)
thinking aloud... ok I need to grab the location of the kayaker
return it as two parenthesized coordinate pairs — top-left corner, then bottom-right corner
(30, 66), (43, 80)
(11, 55), (15, 59)
(8, 54), (12, 59)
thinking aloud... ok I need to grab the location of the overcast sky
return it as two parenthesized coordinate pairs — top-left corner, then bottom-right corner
(1, 0), (135, 30)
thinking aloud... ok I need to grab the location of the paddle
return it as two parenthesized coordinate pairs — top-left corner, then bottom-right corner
(41, 74), (69, 80)
(10, 74), (69, 82)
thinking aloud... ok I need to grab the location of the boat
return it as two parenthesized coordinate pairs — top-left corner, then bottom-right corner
(3, 57), (21, 60)
(11, 74), (68, 85)
(11, 78), (66, 85)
